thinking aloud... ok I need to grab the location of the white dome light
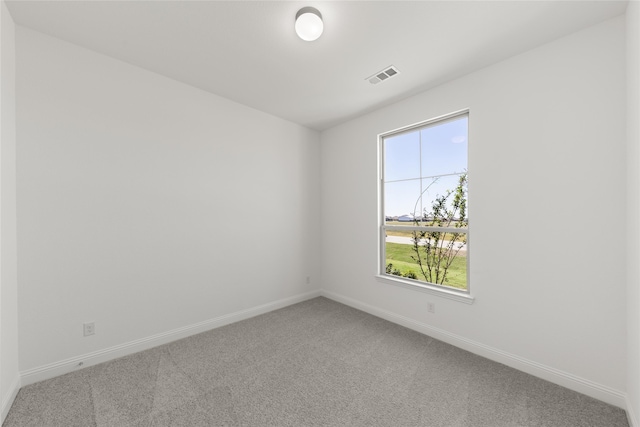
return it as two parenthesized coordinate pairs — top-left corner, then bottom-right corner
(295, 7), (323, 41)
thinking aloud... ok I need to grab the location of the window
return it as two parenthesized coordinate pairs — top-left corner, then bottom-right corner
(379, 111), (469, 295)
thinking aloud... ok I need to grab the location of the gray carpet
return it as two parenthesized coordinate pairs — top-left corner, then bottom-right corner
(3, 297), (629, 426)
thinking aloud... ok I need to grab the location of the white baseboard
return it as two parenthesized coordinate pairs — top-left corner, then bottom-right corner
(320, 289), (627, 409)
(628, 396), (639, 427)
(1, 375), (21, 424)
(20, 290), (321, 387)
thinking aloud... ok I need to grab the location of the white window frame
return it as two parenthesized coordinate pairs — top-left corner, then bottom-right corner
(376, 109), (474, 304)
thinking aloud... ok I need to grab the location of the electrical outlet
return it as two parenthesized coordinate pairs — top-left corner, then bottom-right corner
(306, 276), (311, 284)
(83, 322), (95, 336)
(427, 302), (435, 314)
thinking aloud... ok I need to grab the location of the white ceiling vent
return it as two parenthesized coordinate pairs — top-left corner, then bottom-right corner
(367, 66), (400, 85)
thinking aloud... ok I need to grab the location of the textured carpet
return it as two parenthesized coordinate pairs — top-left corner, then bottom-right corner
(3, 297), (629, 426)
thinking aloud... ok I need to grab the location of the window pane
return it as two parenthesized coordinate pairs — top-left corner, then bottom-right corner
(384, 130), (420, 182)
(384, 179), (422, 221)
(421, 116), (468, 177)
(385, 232), (467, 290)
(419, 174), (468, 229)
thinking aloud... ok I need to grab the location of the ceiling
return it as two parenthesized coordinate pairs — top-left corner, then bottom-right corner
(5, 0), (628, 131)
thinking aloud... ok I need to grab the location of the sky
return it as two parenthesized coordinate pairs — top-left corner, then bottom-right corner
(384, 115), (468, 218)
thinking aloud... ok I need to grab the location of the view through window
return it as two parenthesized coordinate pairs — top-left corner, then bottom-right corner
(381, 111), (469, 292)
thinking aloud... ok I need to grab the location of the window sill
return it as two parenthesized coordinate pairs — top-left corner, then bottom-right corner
(375, 275), (475, 304)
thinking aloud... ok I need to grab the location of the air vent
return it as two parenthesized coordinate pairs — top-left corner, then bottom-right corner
(367, 65), (400, 85)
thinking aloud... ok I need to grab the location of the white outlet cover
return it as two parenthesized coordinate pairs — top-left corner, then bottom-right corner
(83, 322), (95, 336)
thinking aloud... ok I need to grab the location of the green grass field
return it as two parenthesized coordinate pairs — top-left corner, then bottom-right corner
(385, 242), (467, 290)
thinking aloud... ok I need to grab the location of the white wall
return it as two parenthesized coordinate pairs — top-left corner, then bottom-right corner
(0, 0), (19, 422)
(321, 16), (627, 406)
(16, 27), (321, 374)
(627, 1), (640, 424)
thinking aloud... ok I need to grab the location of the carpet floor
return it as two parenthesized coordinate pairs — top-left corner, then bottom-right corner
(3, 297), (629, 426)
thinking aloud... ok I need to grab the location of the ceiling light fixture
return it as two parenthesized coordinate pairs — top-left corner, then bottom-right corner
(295, 7), (323, 41)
